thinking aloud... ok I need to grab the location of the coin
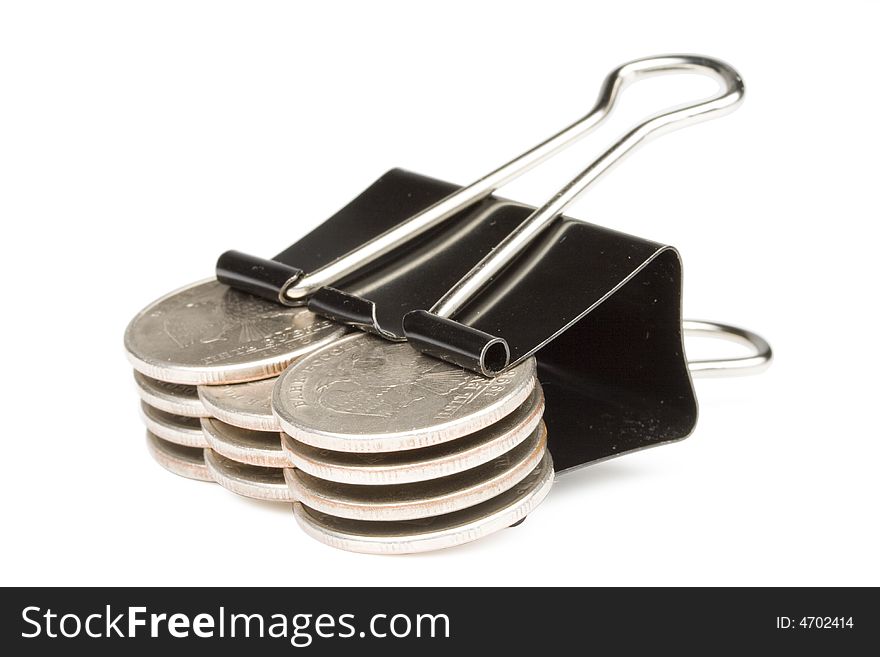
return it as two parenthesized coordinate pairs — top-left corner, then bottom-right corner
(146, 431), (213, 482)
(293, 450), (554, 554)
(200, 417), (287, 468)
(281, 384), (545, 485)
(197, 377), (279, 431)
(124, 279), (347, 385)
(133, 371), (208, 418)
(273, 333), (537, 453)
(203, 449), (294, 502)
(140, 401), (209, 448)
(285, 420), (546, 521)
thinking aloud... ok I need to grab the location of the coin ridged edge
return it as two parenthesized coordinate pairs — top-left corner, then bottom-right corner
(133, 371), (208, 418)
(146, 431), (213, 483)
(200, 418), (288, 468)
(126, 332), (344, 386)
(284, 422), (547, 521)
(203, 449), (294, 502)
(273, 348), (538, 453)
(292, 451), (554, 555)
(197, 383), (280, 432)
(124, 279), (348, 385)
(140, 402), (209, 448)
(281, 384), (545, 485)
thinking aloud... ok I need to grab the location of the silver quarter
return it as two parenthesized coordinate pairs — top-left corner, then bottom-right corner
(200, 417), (287, 468)
(140, 401), (209, 448)
(124, 279), (347, 385)
(293, 450), (554, 554)
(203, 449), (293, 502)
(133, 370), (208, 418)
(273, 333), (537, 453)
(146, 431), (213, 482)
(285, 420), (546, 521)
(197, 377), (279, 431)
(282, 384), (545, 485)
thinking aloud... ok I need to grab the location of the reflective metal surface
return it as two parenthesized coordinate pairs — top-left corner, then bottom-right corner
(197, 377), (279, 431)
(285, 421), (546, 521)
(140, 401), (209, 448)
(285, 55), (742, 302)
(431, 55), (744, 319)
(125, 279), (346, 385)
(200, 417), (287, 468)
(292, 451), (554, 554)
(272, 333), (536, 452)
(203, 449), (294, 502)
(684, 320), (773, 377)
(133, 371), (208, 418)
(123, 53), (770, 555)
(146, 431), (213, 482)
(281, 384), (544, 485)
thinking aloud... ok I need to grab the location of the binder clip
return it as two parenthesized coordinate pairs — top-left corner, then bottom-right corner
(217, 54), (772, 475)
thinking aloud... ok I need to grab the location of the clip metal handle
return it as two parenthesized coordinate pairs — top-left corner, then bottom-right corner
(283, 54), (743, 303)
(431, 54), (744, 319)
(685, 320), (773, 377)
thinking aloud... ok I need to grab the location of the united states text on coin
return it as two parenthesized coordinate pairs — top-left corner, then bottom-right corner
(125, 279), (346, 385)
(292, 451), (554, 554)
(140, 402), (209, 448)
(285, 420), (546, 521)
(282, 384), (545, 485)
(197, 377), (278, 431)
(133, 371), (208, 418)
(273, 333), (536, 453)
(201, 417), (287, 468)
(146, 431), (213, 482)
(203, 450), (293, 502)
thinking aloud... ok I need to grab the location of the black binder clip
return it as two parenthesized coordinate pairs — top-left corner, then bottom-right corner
(216, 55), (772, 473)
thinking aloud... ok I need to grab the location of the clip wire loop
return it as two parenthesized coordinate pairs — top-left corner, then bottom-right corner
(431, 54), (743, 322)
(218, 55), (743, 305)
(685, 320), (773, 377)
(403, 54), (744, 375)
(295, 55), (742, 302)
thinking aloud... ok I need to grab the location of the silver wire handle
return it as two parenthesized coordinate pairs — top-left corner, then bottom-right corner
(284, 54), (743, 302)
(431, 54), (744, 317)
(685, 320), (772, 377)
(423, 56), (768, 379)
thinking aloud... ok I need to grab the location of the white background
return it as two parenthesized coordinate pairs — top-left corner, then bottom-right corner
(1, 1), (878, 587)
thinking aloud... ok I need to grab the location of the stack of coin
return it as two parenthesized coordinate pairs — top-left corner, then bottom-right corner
(124, 279), (347, 500)
(273, 333), (554, 554)
(126, 280), (554, 553)
(198, 377), (293, 502)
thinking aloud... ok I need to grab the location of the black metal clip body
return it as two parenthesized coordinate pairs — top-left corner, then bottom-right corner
(216, 55), (771, 472)
(219, 168), (697, 472)
(219, 169), (527, 339)
(403, 190), (695, 471)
